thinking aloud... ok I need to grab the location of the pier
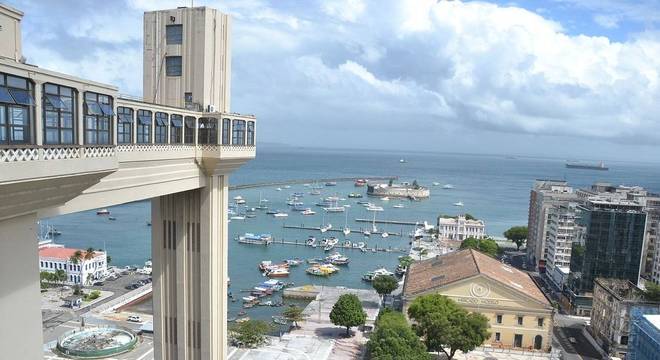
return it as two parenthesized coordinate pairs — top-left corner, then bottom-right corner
(228, 176), (398, 190)
(283, 223), (402, 237)
(354, 218), (422, 226)
(234, 237), (408, 253)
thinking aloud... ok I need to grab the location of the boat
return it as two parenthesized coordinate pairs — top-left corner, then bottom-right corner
(357, 242), (365, 249)
(236, 317), (250, 323)
(292, 192), (305, 198)
(306, 236), (317, 247)
(292, 204), (307, 211)
(356, 201), (370, 205)
(393, 204), (405, 208)
(325, 182), (337, 186)
(326, 252), (350, 265)
(96, 209), (110, 215)
(284, 258), (303, 266)
(266, 267), (290, 278)
(306, 258), (324, 264)
(381, 232), (389, 238)
(320, 222), (332, 233)
(273, 212), (289, 218)
(363, 230), (371, 236)
(276, 187), (282, 191)
(432, 182), (440, 186)
(354, 179), (367, 187)
(362, 268), (395, 282)
(342, 240), (352, 247)
(108, 217), (116, 221)
(310, 189), (321, 195)
(306, 264), (339, 276)
(565, 161), (608, 171)
(242, 295), (259, 303)
(399, 159), (406, 163)
(230, 215), (246, 220)
(284, 185), (291, 189)
(235, 199), (246, 205)
(272, 316), (288, 325)
(347, 193), (363, 198)
(381, 197), (390, 201)
(366, 205), (384, 211)
(453, 201), (464, 207)
(238, 233), (273, 245)
(324, 206), (345, 213)
(395, 264), (407, 276)
(146, 221), (152, 226)
(301, 208), (316, 216)
(266, 209), (278, 215)
(256, 192), (269, 210)
(442, 184), (454, 189)
(246, 214), (256, 218)
(323, 244), (334, 252)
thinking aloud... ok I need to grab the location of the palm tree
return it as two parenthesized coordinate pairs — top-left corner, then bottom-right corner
(69, 250), (83, 265)
(84, 247), (95, 261)
(86, 273), (94, 286)
(55, 269), (67, 284)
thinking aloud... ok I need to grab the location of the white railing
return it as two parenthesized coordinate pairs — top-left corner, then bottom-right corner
(0, 147), (39, 162)
(83, 146), (116, 158)
(43, 147), (82, 160)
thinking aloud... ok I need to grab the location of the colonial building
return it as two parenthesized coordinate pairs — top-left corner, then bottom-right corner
(436, 215), (486, 241)
(402, 249), (554, 351)
(38, 246), (107, 285)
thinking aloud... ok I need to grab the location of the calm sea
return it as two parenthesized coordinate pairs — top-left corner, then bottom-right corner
(45, 147), (660, 320)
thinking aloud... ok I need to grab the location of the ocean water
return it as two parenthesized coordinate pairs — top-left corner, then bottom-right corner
(46, 147), (660, 320)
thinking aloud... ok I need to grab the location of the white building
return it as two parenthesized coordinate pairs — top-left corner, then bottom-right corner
(545, 202), (579, 288)
(38, 246), (107, 285)
(436, 215), (486, 241)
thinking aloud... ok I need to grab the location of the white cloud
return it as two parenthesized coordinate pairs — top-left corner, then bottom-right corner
(321, 0), (366, 22)
(593, 14), (620, 29)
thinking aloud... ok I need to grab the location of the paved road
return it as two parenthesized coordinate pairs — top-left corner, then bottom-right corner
(553, 315), (605, 360)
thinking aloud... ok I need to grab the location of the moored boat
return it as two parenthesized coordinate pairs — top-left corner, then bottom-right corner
(362, 268), (394, 281)
(238, 233), (273, 245)
(96, 208), (110, 215)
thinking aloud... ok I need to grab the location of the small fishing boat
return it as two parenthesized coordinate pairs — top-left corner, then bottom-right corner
(238, 310), (247, 316)
(108, 217), (117, 221)
(292, 192), (305, 198)
(325, 182), (337, 186)
(343, 227), (351, 236)
(310, 189), (321, 196)
(362, 268), (394, 282)
(343, 240), (352, 248)
(96, 209), (110, 215)
(443, 184), (454, 189)
(306, 236), (317, 246)
(363, 230), (371, 236)
(381, 197), (390, 201)
(393, 204), (405, 208)
(230, 215), (246, 220)
(432, 182), (440, 186)
(246, 214), (256, 218)
(276, 187), (282, 191)
(301, 208), (316, 215)
(273, 212), (289, 218)
(453, 201), (464, 207)
(366, 205), (384, 212)
(323, 244), (334, 252)
(324, 206), (345, 213)
(266, 209), (278, 215)
(347, 193), (363, 198)
(381, 232), (389, 238)
(326, 252), (350, 265)
(266, 267), (290, 278)
(354, 179), (367, 187)
(357, 242), (366, 249)
(235, 199), (246, 205)
(284, 258), (303, 266)
(395, 264), (407, 276)
(399, 159), (406, 163)
(320, 223), (332, 233)
(292, 204), (307, 211)
(356, 201), (370, 205)
(242, 295), (258, 303)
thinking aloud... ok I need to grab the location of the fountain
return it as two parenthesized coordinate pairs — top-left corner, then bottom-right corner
(56, 325), (138, 358)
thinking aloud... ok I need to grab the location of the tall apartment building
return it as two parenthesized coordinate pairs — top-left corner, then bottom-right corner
(568, 196), (647, 295)
(646, 196), (660, 284)
(545, 202), (580, 289)
(526, 180), (577, 272)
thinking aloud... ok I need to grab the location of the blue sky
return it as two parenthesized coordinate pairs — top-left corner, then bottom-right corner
(8, 0), (660, 162)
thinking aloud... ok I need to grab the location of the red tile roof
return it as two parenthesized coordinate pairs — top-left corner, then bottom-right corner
(39, 247), (103, 260)
(403, 249), (550, 306)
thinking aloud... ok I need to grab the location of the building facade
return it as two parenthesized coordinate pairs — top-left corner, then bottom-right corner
(403, 249), (554, 351)
(545, 202), (579, 289)
(590, 278), (660, 358)
(0, 4), (256, 360)
(526, 180), (576, 272)
(38, 246), (107, 285)
(628, 312), (660, 360)
(436, 215), (486, 241)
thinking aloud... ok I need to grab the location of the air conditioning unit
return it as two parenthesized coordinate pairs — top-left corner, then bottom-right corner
(207, 105), (216, 112)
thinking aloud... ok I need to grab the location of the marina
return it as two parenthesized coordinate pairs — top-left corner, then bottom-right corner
(234, 236), (409, 253)
(282, 223), (403, 237)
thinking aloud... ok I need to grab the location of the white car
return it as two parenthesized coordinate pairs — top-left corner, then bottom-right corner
(127, 315), (141, 323)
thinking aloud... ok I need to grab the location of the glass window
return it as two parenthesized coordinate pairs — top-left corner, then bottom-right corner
(155, 112), (168, 143)
(0, 87), (14, 104)
(43, 83), (76, 145)
(83, 92), (112, 144)
(537, 318), (544, 327)
(496, 314), (502, 324)
(247, 121), (255, 145)
(7, 75), (27, 89)
(166, 56), (182, 76)
(495, 332), (501, 342)
(166, 24), (183, 44)
(0, 73), (35, 145)
(221, 118), (230, 145)
(184, 116), (195, 144)
(137, 110), (152, 143)
(170, 114), (182, 143)
(198, 118), (217, 144)
(231, 119), (246, 145)
(117, 107), (133, 144)
(517, 316), (523, 325)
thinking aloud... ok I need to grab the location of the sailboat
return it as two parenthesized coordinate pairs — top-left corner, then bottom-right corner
(256, 191), (268, 210)
(371, 210), (378, 234)
(342, 210), (351, 236)
(320, 212), (332, 233)
(453, 201), (464, 207)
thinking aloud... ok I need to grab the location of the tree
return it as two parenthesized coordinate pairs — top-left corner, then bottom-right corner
(55, 269), (67, 283)
(478, 238), (500, 257)
(84, 247), (96, 260)
(367, 310), (430, 360)
(70, 250), (83, 265)
(398, 256), (414, 268)
(372, 275), (399, 297)
(282, 305), (307, 328)
(460, 238), (480, 251)
(330, 294), (367, 336)
(644, 282), (660, 302)
(106, 255), (112, 265)
(230, 320), (272, 348)
(408, 294), (490, 360)
(464, 213), (477, 221)
(388, 178), (394, 186)
(504, 226), (528, 251)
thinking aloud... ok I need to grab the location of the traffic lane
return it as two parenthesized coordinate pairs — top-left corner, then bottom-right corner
(555, 325), (603, 360)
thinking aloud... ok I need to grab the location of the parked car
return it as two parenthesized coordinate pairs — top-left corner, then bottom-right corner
(127, 315), (141, 323)
(93, 281), (104, 286)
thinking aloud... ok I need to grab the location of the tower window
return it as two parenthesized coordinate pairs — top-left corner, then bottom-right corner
(166, 56), (182, 76)
(166, 24), (183, 44)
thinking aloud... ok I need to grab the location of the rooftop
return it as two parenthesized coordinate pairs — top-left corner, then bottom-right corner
(643, 314), (660, 331)
(39, 247), (104, 261)
(403, 249), (550, 306)
(594, 278), (654, 303)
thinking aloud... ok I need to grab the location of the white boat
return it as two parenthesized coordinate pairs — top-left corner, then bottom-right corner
(399, 159), (406, 163)
(320, 223), (332, 233)
(230, 215), (246, 220)
(381, 232), (389, 238)
(443, 184), (454, 189)
(301, 208), (316, 215)
(235, 199), (246, 204)
(324, 206), (345, 213)
(367, 206), (384, 212)
(273, 212), (289, 217)
(96, 208), (110, 215)
(342, 210), (350, 235)
(363, 230), (371, 236)
(393, 204), (405, 208)
(276, 187), (282, 191)
(453, 201), (464, 207)
(432, 182), (440, 186)
(343, 227), (351, 236)
(362, 268), (395, 281)
(233, 195), (244, 201)
(381, 197), (390, 201)
(284, 185), (291, 189)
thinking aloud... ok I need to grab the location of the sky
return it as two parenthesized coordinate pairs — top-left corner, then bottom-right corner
(8, 0), (660, 162)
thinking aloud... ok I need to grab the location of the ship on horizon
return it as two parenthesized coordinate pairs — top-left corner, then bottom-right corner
(565, 160), (608, 171)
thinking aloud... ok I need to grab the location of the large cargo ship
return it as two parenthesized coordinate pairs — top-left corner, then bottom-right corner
(565, 161), (608, 171)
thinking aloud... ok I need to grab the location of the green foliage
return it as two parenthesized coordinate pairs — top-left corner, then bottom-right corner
(464, 213), (477, 221)
(373, 275), (399, 296)
(282, 305), (307, 328)
(73, 284), (82, 295)
(503, 226), (528, 250)
(367, 310), (430, 360)
(84, 290), (101, 301)
(459, 237), (499, 257)
(644, 282), (660, 302)
(230, 320), (273, 348)
(398, 256), (414, 268)
(330, 294), (367, 336)
(55, 269), (67, 283)
(388, 178), (394, 186)
(407, 294), (490, 360)
(106, 255), (112, 265)
(84, 247), (96, 260)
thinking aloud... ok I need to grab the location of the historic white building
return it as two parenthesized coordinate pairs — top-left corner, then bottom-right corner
(436, 215), (486, 241)
(38, 245), (107, 285)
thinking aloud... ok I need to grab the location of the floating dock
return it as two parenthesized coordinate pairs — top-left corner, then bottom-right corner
(354, 218), (421, 226)
(283, 224), (402, 237)
(229, 176), (398, 190)
(234, 237), (407, 253)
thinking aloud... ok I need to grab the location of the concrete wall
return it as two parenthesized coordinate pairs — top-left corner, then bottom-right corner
(0, 4), (22, 61)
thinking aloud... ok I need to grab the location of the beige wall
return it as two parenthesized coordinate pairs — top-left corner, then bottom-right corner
(0, 4), (22, 61)
(143, 7), (231, 112)
(404, 275), (554, 351)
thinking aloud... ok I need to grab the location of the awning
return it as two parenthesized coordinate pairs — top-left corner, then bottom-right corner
(171, 119), (183, 127)
(85, 100), (104, 115)
(45, 94), (68, 110)
(100, 103), (115, 116)
(118, 113), (133, 123)
(156, 118), (168, 126)
(138, 114), (152, 125)
(8, 88), (35, 106)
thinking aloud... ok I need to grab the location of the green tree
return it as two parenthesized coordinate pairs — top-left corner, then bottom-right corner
(504, 226), (528, 251)
(367, 310), (430, 360)
(106, 255), (112, 265)
(55, 269), (67, 283)
(330, 294), (367, 337)
(230, 320), (272, 348)
(282, 305), (307, 328)
(464, 213), (477, 221)
(398, 256), (414, 268)
(69, 250), (83, 265)
(372, 275), (399, 298)
(644, 282), (660, 302)
(478, 238), (500, 257)
(388, 178), (394, 186)
(84, 247), (96, 260)
(408, 294), (490, 360)
(460, 238), (480, 251)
